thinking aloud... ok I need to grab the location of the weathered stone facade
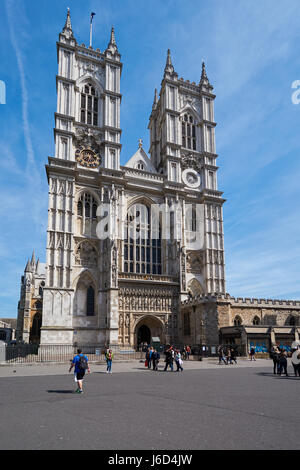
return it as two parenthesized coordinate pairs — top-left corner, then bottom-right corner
(17, 252), (45, 343)
(16, 10), (300, 354)
(181, 295), (300, 353)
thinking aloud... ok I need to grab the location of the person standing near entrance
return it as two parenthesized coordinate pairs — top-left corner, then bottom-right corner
(69, 349), (90, 394)
(152, 349), (160, 371)
(145, 348), (152, 369)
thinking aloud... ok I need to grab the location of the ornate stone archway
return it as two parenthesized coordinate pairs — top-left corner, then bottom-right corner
(133, 315), (165, 350)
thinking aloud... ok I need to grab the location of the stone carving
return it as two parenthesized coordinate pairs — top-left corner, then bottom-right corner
(119, 287), (178, 313)
(74, 127), (102, 154)
(181, 153), (202, 173)
(75, 241), (97, 267)
(111, 240), (118, 288)
(186, 251), (204, 273)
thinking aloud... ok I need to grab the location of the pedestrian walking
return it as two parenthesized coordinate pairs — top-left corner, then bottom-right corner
(230, 348), (237, 364)
(164, 346), (174, 371)
(175, 350), (184, 372)
(278, 349), (289, 376)
(105, 349), (114, 374)
(69, 348), (90, 394)
(218, 346), (227, 365)
(186, 345), (191, 360)
(226, 348), (232, 364)
(249, 346), (256, 361)
(152, 349), (160, 371)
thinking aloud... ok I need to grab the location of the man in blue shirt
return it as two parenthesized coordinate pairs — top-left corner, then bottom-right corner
(69, 349), (90, 393)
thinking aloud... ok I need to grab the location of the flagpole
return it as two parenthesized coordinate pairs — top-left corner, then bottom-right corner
(90, 16), (92, 47)
(90, 13), (96, 48)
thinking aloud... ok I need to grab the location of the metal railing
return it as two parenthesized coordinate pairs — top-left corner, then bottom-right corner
(2, 343), (145, 365)
(1, 343), (245, 365)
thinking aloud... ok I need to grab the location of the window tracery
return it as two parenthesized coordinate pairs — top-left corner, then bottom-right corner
(80, 82), (99, 126)
(181, 113), (196, 150)
(124, 204), (162, 275)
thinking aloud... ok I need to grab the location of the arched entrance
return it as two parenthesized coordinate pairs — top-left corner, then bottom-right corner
(134, 315), (165, 351)
(137, 325), (151, 346)
(29, 312), (42, 344)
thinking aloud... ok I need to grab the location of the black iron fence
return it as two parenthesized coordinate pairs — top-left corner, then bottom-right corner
(1, 343), (243, 365)
(2, 343), (145, 364)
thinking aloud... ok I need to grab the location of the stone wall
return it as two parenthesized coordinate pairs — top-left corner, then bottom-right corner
(180, 293), (300, 348)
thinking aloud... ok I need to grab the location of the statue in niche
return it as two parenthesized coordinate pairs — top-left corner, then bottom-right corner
(75, 241), (97, 267)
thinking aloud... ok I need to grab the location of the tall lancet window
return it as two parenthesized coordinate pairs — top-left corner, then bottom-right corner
(80, 83), (99, 126)
(86, 286), (95, 316)
(182, 113), (196, 150)
(77, 193), (98, 220)
(124, 204), (162, 275)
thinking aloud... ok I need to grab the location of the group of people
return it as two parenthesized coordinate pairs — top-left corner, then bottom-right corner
(163, 346), (184, 372)
(270, 345), (300, 377)
(218, 346), (238, 365)
(145, 345), (187, 372)
(69, 342), (300, 394)
(145, 347), (161, 371)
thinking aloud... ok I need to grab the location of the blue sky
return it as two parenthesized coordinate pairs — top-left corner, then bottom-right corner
(1, 0), (300, 318)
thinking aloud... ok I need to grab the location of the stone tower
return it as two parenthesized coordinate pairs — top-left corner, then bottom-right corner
(148, 52), (226, 297)
(40, 11), (226, 349)
(41, 10), (122, 346)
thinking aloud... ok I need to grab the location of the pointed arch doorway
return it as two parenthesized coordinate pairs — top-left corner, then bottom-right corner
(137, 324), (151, 347)
(134, 316), (165, 351)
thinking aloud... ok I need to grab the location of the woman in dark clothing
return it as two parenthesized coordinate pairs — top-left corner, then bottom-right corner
(231, 348), (237, 364)
(278, 350), (289, 376)
(271, 346), (280, 374)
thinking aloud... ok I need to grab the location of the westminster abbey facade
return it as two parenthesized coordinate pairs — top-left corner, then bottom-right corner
(17, 10), (300, 354)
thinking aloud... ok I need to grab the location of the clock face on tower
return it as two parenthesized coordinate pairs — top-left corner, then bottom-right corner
(75, 146), (101, 168)
(182, 168), (201, 189)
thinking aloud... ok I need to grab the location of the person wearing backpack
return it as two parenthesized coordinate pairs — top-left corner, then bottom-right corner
(69, 349), (90, 393)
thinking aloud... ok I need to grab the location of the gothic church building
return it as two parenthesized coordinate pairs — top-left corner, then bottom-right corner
(17, 10), (300, 354)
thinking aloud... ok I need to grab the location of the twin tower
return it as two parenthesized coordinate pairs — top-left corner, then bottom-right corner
(26, 10), (226, 348)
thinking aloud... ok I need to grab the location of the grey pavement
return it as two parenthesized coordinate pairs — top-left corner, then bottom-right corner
(0, 357), (274, 377)
(0, 358), (299, 450)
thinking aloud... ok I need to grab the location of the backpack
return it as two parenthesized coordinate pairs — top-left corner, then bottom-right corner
(78, 354), (88, 370)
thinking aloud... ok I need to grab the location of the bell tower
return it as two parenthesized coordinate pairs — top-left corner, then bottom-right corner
(148, 53), (226, 295)
(41, 9), (123, 347)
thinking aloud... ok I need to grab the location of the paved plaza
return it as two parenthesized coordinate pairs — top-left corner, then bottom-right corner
(0, 358), (299, 450)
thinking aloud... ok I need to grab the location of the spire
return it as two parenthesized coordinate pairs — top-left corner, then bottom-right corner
(31, 249), (36, 267)
(110, 26), (116, 45)
(164, 49), (174, 75)
(152, 88), (158, 109)
(201, 61), (208, 81)
(25, 259), (32, 273)
(105, 26), (119, 57)
(166, 49), (172, 67)
(163, 49), (177, 80)
(61, 7), (74, 40)
(199, 61), (213, 91)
